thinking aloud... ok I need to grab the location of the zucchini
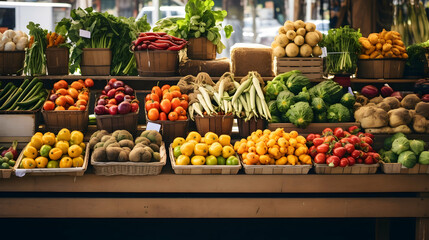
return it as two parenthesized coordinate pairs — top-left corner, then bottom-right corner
(20, 78), (41, 102)
(29, 97), (45, 111)
(0, 88), (23, 110)
(8, 82), (43, 111)
(17, 91), (45, 107)
(0, 82), (14, 99)
(0, 86), (17, 106)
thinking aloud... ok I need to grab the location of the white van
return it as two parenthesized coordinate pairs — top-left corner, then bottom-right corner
(137, 6), (185, 25)
(0, 2), (71, 33)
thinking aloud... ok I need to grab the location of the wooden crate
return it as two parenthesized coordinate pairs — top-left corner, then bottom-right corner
(237, 118), (266, 138)
(135, 50), (179, 76)
(267, 122), (360, 135)
(195, 114), (234, 136)
(169, 144), (241, 175)
(314, 163), (379, 174)
(145, 108), (189, 143)
(91, 142), (167, 176)
(80, 48), (111, 75)
(46, 47), (69, 75)
(357, 59), (405, 79)
(380, 161), (429, 174)
(241, 162), (311, 175)
(96, 111), (139, 135)
(0, 51), (25, 75)
(275, 57), (322, 79)
(13, 143), (89, 177)
(187, 37), (216, 60)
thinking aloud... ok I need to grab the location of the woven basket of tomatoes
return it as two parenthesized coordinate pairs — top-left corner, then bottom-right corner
(42, 79), (93, 132)
(94, 79), (139, 134)
(145, 84), (190, 143)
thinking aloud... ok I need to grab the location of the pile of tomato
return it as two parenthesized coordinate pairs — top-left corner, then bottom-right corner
(43, 79), (94, 111)
(145, 84), (188, 121)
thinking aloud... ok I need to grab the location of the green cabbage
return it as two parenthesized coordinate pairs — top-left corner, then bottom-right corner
(384, 133), (407, 150)
(398, 150), (417, 168)
(264, 80), (287, 101)
(269, 115), (281, 123)
(268, 100), (280, 116)
(391, 137), (410, 155)
(273, 70), (301, 85)
(286, 102), (314, 128)
(293, 87), (310, 102)
(276, 90), (295, 113)
(311, 97), (327, 113)
(308, 80), (344, 104)
(340, 93), (356, 108)
(327, 103), (351, 122)
(410, 140), (425, 156)
(314, 112), (327, 123)
(383, 150), (398, 163)
(286, 73), (311, 95)
(418, 151), (429, 165)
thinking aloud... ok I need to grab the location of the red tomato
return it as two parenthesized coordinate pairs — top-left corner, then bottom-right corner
(174, 106), (186, 116)
(145, 100), (160, 112)
(306, 134), (316, 143)
(131, 102), (139, 112)
(163, 92), (173, 101)
(312, 138), (324, 146)
(152, 86), (162, 98)
(159, 112), (167, 121)
(145, 94), (151, 102)
(344, 143), (355, 154)
(108, 98), (117, 105)
(178, 115), (187, 120)
(316, 143), (329, 153)
(314, 153), (326, 164)
(149, 93), (159, 102)
(333, 147), (346, 158)
(181, 94), (189, 102)
(147, 108), (159, 121)
(171, 91), (181, 98)
(168, 111), (178, 121)
(161, 84), (170, 92)
(180, 100), (188, 110)
(170, 98), (181, 110)
(160, 99), (171, 114)
(43, 101), (55, 111)
(84, 78), (94, 88)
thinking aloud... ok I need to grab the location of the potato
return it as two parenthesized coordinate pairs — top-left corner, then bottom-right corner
(365, 45), (376, 55)
(375, 42), (382, 50)
(361, 39), (372, 49)
(286, 30), (296, 40)
(276, 34), (289, 47)
(312, 46), (322, 57)
(304, 32), (319, 47)
(278, 27), (286, 34)
(300, 44), (312, 57)
(273, 46), (286, 58)
(294, 35), (304, 46)
(305, 22), (316, 32)
(382, 43), (392, 52)
(369, 50), (379, 59)
(314, 30), (323, 41)
(271, 41), (279, 48)
(368, 33), (379, 45)
(293, 20), (305, 30)
(388, 108), (412, 128)
(284, 22), (295, 31)
(296, 28), (306, 36)
(285, 43), (299, 57)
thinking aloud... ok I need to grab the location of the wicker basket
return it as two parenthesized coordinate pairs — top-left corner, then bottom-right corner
(169, 144), (241, 175)
(13, 143), (89, 177)
(96, 111), (139, 135)
(195, 114), (234, 136)
(314, 163), (379, 174)
(380, 161), (429, 174)
(91, 142), (167, 176)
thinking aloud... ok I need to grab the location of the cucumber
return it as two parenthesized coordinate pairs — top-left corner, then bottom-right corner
(0, 86), (17, 106)
(21, 78), (41, 102)
(0, 88), (23, 110)
(0, 82), (14, 99)
(17, 91), (45, 107)
(7, 82), (44, 111)
(29, 97), (45, 111)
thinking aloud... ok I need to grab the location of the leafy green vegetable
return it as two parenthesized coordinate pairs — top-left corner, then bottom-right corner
(405, 44), (428, 77)
(24, 22), (48, 76)
(276, 90), (295, 113)
(327, 103), (351, 123)
(383, 150), (398, 163)
(398, 150), (417, 168)
(314, 112), (327, 123)
(311, 97), (327, 113)
(340, 93), (356, 108)
(308, 80), (343, 104)
(384, 133), (407, 150)
(56, 7), (150, 75)
(286, 73), (310, 95)
(286, 102), (314, 128)
(153, 0), (233, 54)
(419, 151), (429, 165)
(319, 26), (362, 75)
(293, 87), (310, 102)
(264, 80), (287, 101)
(267, 100), (280, 116)
(273, 70), (301, 85)
(392, 137), (410, 155)
(410, 140), (425, 156)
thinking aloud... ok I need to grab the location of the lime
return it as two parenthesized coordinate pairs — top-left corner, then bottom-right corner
(47, 160), (59, 168)
(4, 152), (13, 160)
(1, 162), (10, 169)
(217, 156), (226, 165)
(8, 160), (16, 167)
(206, 155), (217, 165)
(40, 145), (52, 158)
(226, 156), (239, 165)
(173, 146), (181, 158)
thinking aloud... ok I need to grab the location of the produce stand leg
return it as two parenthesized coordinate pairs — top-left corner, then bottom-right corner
(375, 218), (390, 240)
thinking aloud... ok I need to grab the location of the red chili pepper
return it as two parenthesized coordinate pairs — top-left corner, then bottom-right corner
(170, 35), (184, 41)
(158, 36), (172, 40)
(148, 44), (164, 50)
(141, 44), (147, 49)
(155, 39), (175, 45)
(167, 45), (184, 51)
(150, 42), (169, 49)
(140, 32), (160, 37)
(156, 32), (167, 36)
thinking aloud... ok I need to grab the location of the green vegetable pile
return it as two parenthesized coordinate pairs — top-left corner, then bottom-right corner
(404, 44), (428, 77)
(380, 133), (429, 168)
(319, 25), (362, 75)
(0, 78), (47, 111)
(153, 0), (233, 54)
(56, 7), (151, 75)
(23, 22), (48, 76)
(267, 71), (355, 128)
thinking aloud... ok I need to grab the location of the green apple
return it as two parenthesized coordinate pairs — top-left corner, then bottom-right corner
(173, 146), (182, 158)
(8, 159), (16, 167)
(47, 160), (59, 168)
(206, 155), (217, 165)
(1, 162), (10, 169)
(40, 145), (52, 158)
(226, 155), (239, 165)
(4, 152), (13, 160)
(217, 156), (226, 165)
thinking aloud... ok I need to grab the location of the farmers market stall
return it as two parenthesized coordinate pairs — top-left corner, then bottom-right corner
(0, 0), (429, 238)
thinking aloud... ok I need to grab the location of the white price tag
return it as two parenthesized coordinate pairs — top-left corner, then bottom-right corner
(14, 169), (26, 177)
(146, 122), (161, 132)
(79, 29), (91, 38)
